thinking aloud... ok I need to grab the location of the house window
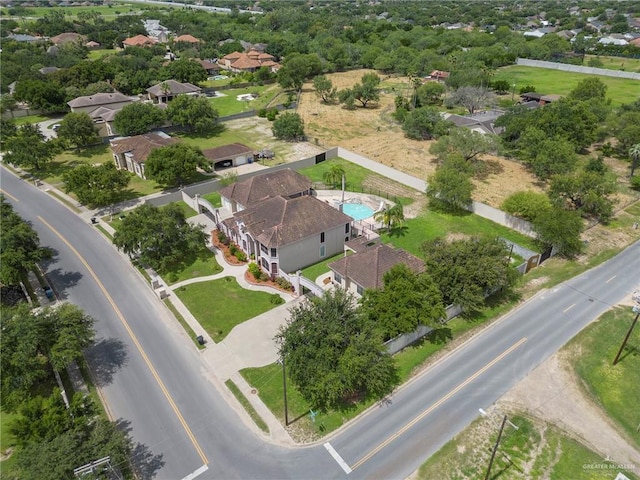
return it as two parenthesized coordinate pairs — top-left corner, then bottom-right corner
(270, 248), (277, 258)
(260, 244), (268, 255)
(345, 237), (349, 242)
(320, 245), (326, 258)
(261, 258), (269, 269)
(320, 232), (325, 243)
(334, 273), (342, 284)
(356, 284), (364, 296)
(345, 223), (350, 233)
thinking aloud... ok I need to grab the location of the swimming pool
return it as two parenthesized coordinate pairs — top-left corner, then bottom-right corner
(342, 203), (375, 221)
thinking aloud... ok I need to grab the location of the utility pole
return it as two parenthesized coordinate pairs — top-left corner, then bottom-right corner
(484, 415), (508, 480)
(282, 355), (289, 426)
(613, 305), (639, 366)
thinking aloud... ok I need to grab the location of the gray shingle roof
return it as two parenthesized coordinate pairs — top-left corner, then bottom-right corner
(146, 80), (201, 96)
(202, 143), (253, 161)
(67, 92), (135, 109)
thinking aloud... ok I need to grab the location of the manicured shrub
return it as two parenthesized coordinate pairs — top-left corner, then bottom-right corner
(275, 277), (292, 290)
(501, 191), (552, 222)
(257, 108), (268, 118)
(234, 250), (247, 262)
(229, 244), (237, 255)
(248, 262), (262, 280)
(270, 293), (284, 305)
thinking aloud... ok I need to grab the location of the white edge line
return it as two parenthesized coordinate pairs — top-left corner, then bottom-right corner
(606, 275), (616, 283)
(563, 303), (576, 313)
(181, 465), (209, 480)
(324, 442), (352, 474)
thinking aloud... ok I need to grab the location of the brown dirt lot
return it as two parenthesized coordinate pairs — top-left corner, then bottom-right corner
(297, 69), (544, 208)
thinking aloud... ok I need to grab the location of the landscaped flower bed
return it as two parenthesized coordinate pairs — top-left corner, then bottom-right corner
(212, 230), (248, 265)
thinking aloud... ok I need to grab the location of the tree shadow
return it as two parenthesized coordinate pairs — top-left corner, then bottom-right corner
(75, 143), (108, 159)
(427, 199), (472, 217)
(178, 122), (226, 139)
(44, 267), (83, 300)
(116, 419), (165, 480)
(474, 159), (504, 180)
(387, 225), (409, 237)
(86, 337), (128, 387)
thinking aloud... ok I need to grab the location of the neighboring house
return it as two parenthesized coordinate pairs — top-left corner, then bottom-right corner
(519, 92), (562, 105)
(328, 239), (425, 297)
(85, 40), (101, 48)
(143, 19), (171, 43)
(146, 80), (202, 104)
(67, 92), (138, 115)
(203, 143), (255, 170)
(442, 109), (506, 135)
(426, 70), (449, 82)
(599, 36), (629, 46)
(110, 132), (178, 179)
(174, 34), (201, 44)
(122, 34), (158, 48)
(218, 168), (312, 213)
(194, 58), (220, 75)
(50, 32), (86, 45)
(220, 50), (280, 73)
(221, 194), (352, 276)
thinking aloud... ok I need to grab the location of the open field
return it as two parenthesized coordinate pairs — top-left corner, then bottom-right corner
(585, 55), (640, 73)
(297, 69), (545, 208)
(493, 65), (640, 106)
(209, 84), (281, 117)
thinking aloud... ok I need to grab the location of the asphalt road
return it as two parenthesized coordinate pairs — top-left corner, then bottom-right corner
(2, 165), (638, 480)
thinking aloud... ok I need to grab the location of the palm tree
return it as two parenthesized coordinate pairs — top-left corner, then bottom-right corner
(629, 143), (640, 177)
(323, 164), (346, 189)
(374, 203), (404, 230)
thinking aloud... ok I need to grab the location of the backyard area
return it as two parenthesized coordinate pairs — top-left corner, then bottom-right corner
(173, 277), (284, 342)
(208, 84), (283, 117)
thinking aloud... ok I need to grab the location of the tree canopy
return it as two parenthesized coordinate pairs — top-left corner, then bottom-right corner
(402, 106), (451, 140)
(277, 53), (323, 91)
(57, 112), (99, 149)
(0, 197), (50, 286)
(421, 236), (519, 313)
(532, 206), (584, 258)
(313, 75), (337, 104)
(276, 288), (398, 411)
(3, 123), (59, 170)
(272, 112), (305, 141)
(166, 94), (219, 133)
(160, 58), (207, 85)
(113, 203), (206, 271)
(360, 264), (446, 339)
(113, 102), (166, 136)
(144, 143), (208, 187)
(426, 154), (475, 211)
(63, 162), (130, 208)
(429, 127), (498, 162)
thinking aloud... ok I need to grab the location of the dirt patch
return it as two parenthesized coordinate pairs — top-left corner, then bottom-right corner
(296, 69), (545, 208)
(500, 350), (640, 467)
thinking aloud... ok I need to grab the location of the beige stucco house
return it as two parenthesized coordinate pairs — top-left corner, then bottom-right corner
(217, 168), (351, 275)
(110, 132), (178, 179)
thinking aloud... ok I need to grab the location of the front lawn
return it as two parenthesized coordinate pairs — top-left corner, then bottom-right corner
(173, 276), (283, 342)
(13, 114), (52, 125)
(159, 246), (222, 285)
(570, 307), (640, 448)
(201, 191), (222, 208)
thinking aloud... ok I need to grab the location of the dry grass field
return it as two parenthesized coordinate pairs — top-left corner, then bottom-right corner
(296, 69), (544, 208)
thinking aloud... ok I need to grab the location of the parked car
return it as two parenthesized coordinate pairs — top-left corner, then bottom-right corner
(52, 123), (61, 131)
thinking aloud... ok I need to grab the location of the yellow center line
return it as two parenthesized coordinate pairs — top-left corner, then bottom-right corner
(38, 216), (209, 465)
(350, 337), (528, 471)
(0, 189), (19, 202)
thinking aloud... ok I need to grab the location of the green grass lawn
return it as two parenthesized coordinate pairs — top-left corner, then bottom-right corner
(159, 246), (222, 285)
(87, 49), (117, 60)
(299, 158), (415, 205)
(201, 191), (222, 208)
(380, 208), (539, 257)
(416, 414), (633, 480)
(584, 55), (640, 73)
(494, 65), (640, 106)
(209, 84), (281, 117)
(12, 114), (52, 125)
(173, 277), (283, 342)
(177, 127), (261, 151)
(571, 307), (640, 448)
(300, 252), (343, 283)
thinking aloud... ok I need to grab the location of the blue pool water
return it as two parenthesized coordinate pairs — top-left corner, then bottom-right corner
(342, 203), (375, 221)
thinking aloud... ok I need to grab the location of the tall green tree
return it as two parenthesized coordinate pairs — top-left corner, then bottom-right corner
(402, 106), (450, 140)
(166, 95), (219, 133)
(429, 127), (498, 162)
(532, 206), (584, 258)
(416, 82), (446, 106)
(277, 53), (323, 91)
(420, 236), (519, 313)
(426, 154), (474, 210)
(0, 118), (17, 150)
(160, 58), (207, 84)
(0, 197), (50, 286)
(360, 264), (446, 339)
(350, 72), (380, 108)
(113, 102), (166, 136)
(1, 303), (94, 411)
(63, 162), (130, 208)
(272, 112), (305, 141)
(629, 143), (640, 178)
(3, 123), (59, 170)
(448, 86), (494, 114)
(322, 163), (345, 188)
(113, 203), (206, 271)
(374, 203), (404, 230)
(145, 143), (208, 187)
(57, 112), (99, 149)
(276, 288), (398, 411)
(313, 75), (337, 104)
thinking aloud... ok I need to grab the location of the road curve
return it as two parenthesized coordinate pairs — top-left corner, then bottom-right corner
(2, 164), (638, 479)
